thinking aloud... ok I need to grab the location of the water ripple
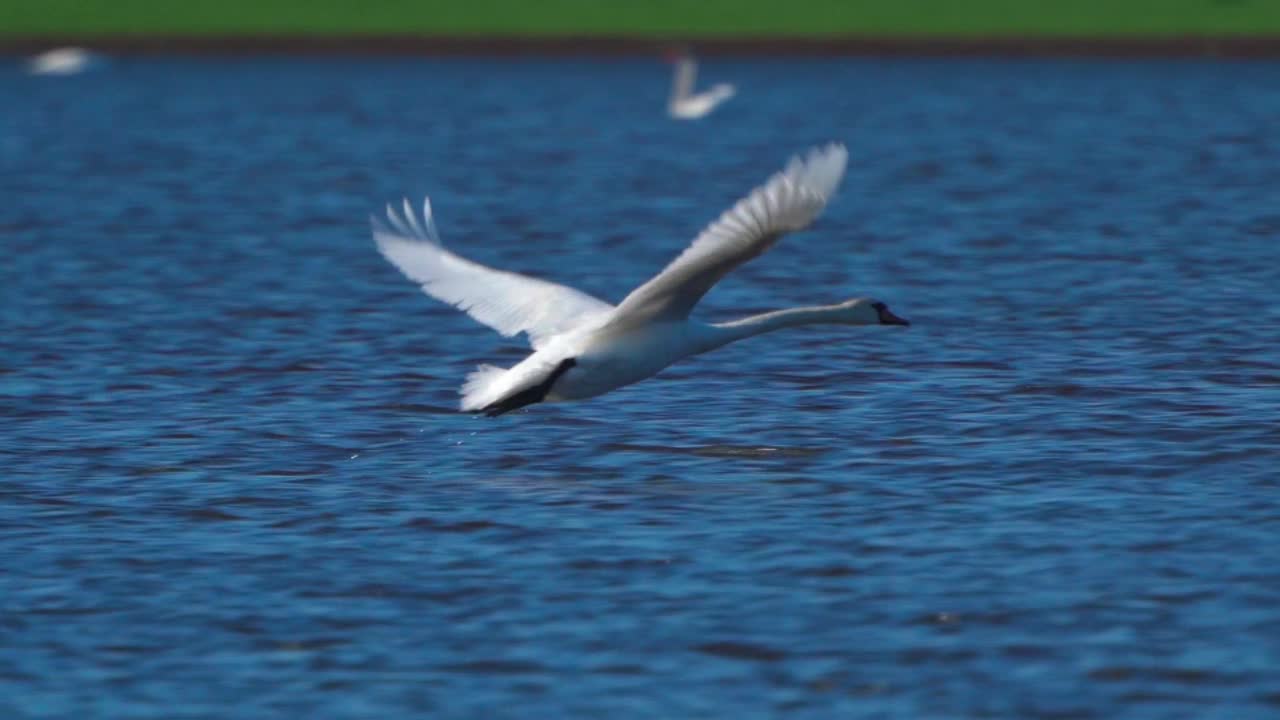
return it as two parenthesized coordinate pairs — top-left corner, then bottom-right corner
(2, 56), (1279, 719)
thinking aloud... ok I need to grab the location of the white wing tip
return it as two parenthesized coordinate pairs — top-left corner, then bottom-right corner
(742, 142), (848, 234)
(786, 143), (848, 201)
(370, 195), (441, 245)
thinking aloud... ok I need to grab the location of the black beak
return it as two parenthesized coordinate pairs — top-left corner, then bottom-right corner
(878, 307), (910, 326)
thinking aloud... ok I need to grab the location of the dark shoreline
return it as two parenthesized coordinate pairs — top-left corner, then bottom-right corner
(5, 35), (1280, 58)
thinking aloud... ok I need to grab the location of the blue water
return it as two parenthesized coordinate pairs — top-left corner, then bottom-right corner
(3, 56), (1280, 718)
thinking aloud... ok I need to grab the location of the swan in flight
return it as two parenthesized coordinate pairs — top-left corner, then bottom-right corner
(667, 53), (735, 119)
(373, 144), (909, 416)
(27, 47), (96, 76)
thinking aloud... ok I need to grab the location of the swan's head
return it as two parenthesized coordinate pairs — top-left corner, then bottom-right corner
(840, 298), (910, 326)
(662, 46), (692, 63)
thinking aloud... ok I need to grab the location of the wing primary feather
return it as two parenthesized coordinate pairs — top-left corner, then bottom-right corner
(610, 143), (849, 323)
(385, 203), (413, 237)
(372, 195), (616, 348)
(402, 198), (426, 239)
(422, 197), (440, 244)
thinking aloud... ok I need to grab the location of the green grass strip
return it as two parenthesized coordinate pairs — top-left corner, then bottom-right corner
(2, 0), (1279, 37)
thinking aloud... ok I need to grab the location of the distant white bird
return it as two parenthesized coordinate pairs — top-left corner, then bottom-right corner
(27, 47), (95, 76)
(373, 144), (908, 416)
(667, 53), (735, 119)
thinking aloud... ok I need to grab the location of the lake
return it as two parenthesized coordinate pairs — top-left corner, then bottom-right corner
(2, 56), (1279, 718)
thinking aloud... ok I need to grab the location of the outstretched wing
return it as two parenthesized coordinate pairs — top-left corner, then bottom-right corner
(611, 143), (848, 324)
(373, 198), (614, 349)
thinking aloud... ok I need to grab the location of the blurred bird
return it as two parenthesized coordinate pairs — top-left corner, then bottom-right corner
(373, 144), (908, 416)
(27, 47), (96, 76)
(666, 51), (735, 119)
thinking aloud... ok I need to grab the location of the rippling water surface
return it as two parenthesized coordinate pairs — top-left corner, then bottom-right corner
(3, 57), (1279, 718)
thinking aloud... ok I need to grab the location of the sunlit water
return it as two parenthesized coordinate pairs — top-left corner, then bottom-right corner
(3, 57), (1279, 718)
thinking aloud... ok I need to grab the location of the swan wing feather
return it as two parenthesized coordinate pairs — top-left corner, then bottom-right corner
(611, 143), (848, 323)
(373, 197), (614, 348)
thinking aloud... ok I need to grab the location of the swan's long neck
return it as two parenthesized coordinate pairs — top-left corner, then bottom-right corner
(696, 304), (861, 354)
(670, 58), (696, 104)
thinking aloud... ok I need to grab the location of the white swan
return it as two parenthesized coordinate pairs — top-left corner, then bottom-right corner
(373, 144), (909, 416)
(667, 54), (735, 119)
(27, 47), (95, 76)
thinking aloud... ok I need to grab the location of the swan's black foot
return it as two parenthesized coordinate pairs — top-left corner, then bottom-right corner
(477, 358), (577, 417)
(480, 393), (539, 417)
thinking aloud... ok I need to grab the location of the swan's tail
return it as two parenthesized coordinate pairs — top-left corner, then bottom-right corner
(459, 364), (508, 412)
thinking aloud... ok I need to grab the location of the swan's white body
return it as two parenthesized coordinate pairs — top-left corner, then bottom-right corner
(373, 144), (909, 415)
(667, 56), (735, 119)
(27, 47), (94, 76)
